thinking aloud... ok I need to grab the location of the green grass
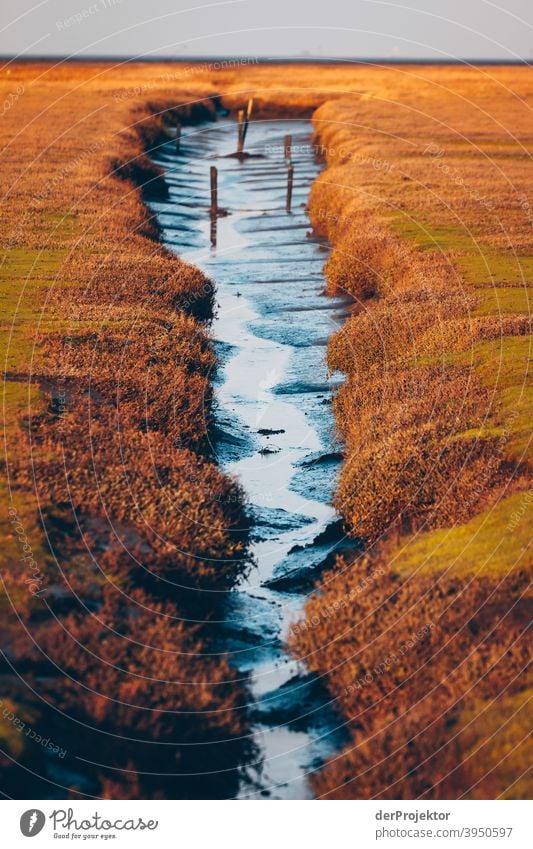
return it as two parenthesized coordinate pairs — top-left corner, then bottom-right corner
(0, 243), (69, 609)
(0, 233), (147, 615)
(0, 247), (69, 372)
(429, 335), (530, 462)
(457, 253), (533, 287)
(0, 479), (51, 614)
(473, 336), (531, 462)
(389, 213), (533, 287)
(474, 286), (531, 316)
(383, 215), (531, 588)
(389, 213), (531, 465)
(0, 247), (67, 278)
(392, 491), (532, 579)
(388, 215), (478, 253)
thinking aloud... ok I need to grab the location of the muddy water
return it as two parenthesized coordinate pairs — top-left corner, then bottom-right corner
(150, 117), (354, 799)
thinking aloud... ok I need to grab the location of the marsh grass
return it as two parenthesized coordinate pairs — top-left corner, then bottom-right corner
(293, 73), (532, 799)
(1, 59), (531, 800)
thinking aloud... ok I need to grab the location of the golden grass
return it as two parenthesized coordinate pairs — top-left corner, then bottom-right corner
(0, 62), (253, 799)
(290, 65), (532, 800)
(291, 548), (530, 799)
(1, 59), (531, 800)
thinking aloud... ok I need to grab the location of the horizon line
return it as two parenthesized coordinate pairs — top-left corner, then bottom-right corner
(1, 55), (530, 66)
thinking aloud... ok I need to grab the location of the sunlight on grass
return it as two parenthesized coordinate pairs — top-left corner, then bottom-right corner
(460, 688), (533, 800)
(392, 491), (532, 578)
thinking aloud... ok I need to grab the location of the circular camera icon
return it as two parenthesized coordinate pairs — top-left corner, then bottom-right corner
(20, 809), (46, 837)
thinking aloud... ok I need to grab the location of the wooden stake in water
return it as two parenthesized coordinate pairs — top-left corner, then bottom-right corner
(210, 165), (218, 215)
(237, 109), (245, 153)
(175, 123), (181, 154)
(284, 134), (292, 163)
(286, 164), (294, 213)
(242, 97), (253, 148)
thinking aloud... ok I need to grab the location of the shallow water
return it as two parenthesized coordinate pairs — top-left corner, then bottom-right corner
(150, 117), (354, 799)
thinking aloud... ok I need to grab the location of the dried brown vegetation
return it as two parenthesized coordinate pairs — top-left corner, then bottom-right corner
(0, 60), (531, 800)
(292, 551), (531, 798)
(292, 67), (532, 798)
(0, 63), (254, 799)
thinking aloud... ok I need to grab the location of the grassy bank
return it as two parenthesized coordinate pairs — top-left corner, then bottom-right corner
(292, 68), (532, 798)
(0, 63), (255, 799)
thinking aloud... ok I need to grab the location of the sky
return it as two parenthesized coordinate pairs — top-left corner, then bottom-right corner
(0, 0), (531, 61)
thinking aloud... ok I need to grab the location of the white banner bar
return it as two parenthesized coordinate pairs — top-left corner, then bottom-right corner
(3, 799), (531, 847)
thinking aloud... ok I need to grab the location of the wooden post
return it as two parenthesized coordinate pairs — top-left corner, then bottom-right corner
(286, 165), (294, 213)
(242, 97), (253, 148)
(237, 109), (245, 153)
(210, 166), (218, 215)
(175, 123), (181, 154)
(284, 134), (292, 163)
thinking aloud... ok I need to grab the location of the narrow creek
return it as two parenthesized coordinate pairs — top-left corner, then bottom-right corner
(149, 115), (354, 799)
